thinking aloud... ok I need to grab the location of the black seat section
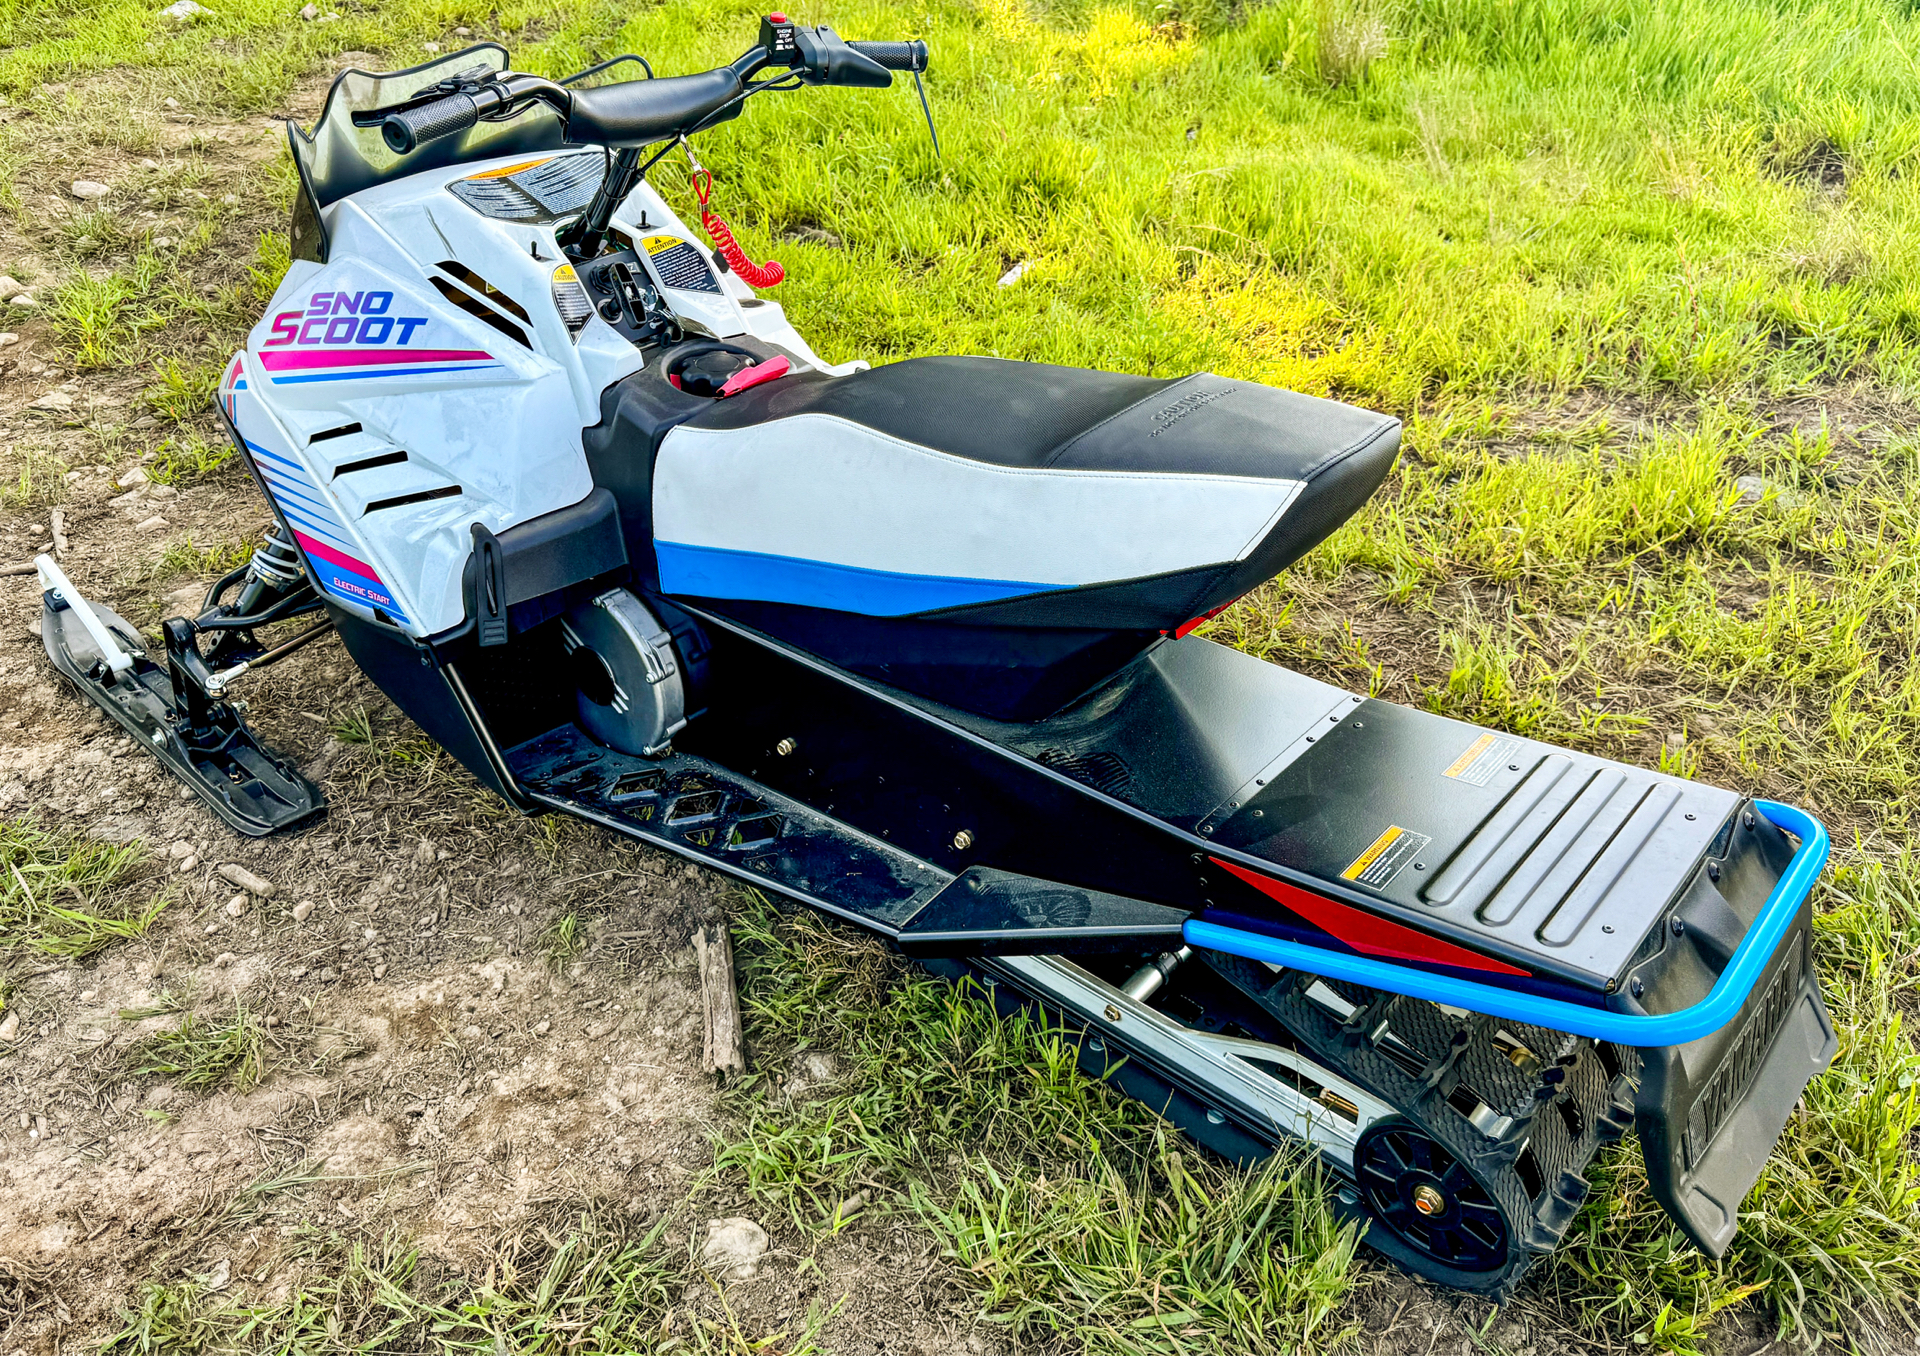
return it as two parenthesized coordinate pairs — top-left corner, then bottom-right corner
(689, 355), (1403, 630)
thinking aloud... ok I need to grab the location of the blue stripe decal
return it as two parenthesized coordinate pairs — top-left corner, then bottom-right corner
(1185, 799), (1828, 1046)
(276, 504), (357, 551)
(243, 439), (307, 474)
(269, 363), (502, 385)
(314, 566), (410, 623)
(256, 470), (336, 516)
(654, 540), (1054, 616)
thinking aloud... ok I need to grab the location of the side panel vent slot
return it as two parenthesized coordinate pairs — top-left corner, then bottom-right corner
(429, 275), (529, 348)
(333, 450), (408, 478)
(363, 485), (463, 514)
(435, 261), (531, 320)
(308, 422), (363, 444)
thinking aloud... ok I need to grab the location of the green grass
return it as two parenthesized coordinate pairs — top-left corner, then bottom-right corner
(102, 1210), (709, 1356)
(123, 1000), (270, 1091)
(714, 899), (1360, 1354)
(0, 819), (167, 960)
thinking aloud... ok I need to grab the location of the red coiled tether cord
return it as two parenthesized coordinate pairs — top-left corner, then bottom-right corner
(689, 162), (785, 289)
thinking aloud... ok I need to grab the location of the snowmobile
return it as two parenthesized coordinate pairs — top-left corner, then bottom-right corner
(36, 22), (1836, 1299)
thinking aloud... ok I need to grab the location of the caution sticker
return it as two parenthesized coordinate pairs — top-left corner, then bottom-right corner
(1443, 732), (1522, 787)
(641, 234), (687, 256)
(1342, 825), (1432, 889)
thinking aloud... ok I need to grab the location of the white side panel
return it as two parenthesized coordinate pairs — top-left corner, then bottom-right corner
(654, 413), (1304, 587)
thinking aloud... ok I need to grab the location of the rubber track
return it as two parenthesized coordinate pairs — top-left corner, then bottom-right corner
(1202, 950), (1638, 1299)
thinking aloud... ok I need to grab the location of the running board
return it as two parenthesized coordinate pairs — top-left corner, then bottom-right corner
(39, 569), (322, 837)
(508, 725), (1190, 955)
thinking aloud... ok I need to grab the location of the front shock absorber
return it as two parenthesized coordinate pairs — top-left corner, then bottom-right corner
(220, 525), (305, 616)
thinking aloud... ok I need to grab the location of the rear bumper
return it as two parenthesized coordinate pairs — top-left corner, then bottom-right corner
(1184, 801), (1829, 1046)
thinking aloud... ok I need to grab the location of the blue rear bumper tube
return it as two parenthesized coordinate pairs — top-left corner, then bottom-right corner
(1183, 799), (1828, 1046)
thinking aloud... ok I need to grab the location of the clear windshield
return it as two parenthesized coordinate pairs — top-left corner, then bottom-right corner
(290, 44), (567, 208)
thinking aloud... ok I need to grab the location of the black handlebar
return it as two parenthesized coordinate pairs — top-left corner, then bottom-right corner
(380, 90), (483, 154)
(846, 40), (928, 73)
(372, 24), (929, 156)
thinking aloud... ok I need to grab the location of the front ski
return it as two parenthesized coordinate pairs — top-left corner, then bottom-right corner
(37, 556), (324, 837)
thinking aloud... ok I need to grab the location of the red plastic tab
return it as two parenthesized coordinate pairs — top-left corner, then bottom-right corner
(717, 354), (791, 398)
(1209, 856), (1529, 976)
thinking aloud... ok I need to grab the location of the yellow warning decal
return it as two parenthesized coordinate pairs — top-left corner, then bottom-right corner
(1443, 733), (1496, 780)
(463, 157), (553, 180)
(1343, 826), (1404, 880)
(642, 233), (688, 256)
(1342, 825), (1433, 889)
(1443, 731), (1522, 787)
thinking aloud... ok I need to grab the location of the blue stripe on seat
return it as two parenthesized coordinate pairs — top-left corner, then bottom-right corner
(655, 540), (1053, 616)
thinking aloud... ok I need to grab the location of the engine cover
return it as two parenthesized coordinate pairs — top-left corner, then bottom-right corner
(560, 588), (687, 756)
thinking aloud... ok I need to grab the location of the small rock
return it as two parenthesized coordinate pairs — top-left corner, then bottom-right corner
(110, 490), (145, 509)
(168, 838), (193, 859)
(79, 990), (96, 1002)
(140, 158), (159, 169)
(454, 25), (471, 34)
(13, 293), (40, 308)
(136, 515), (170, 532)
(0, 1010), (18, 1042)
(416, 913), (435, 929)
(201, 1258), (231, 1291)
(179, 855), (198, 872)
(118, 466), (150, 488)
(213, 951), (236, 968)
(997, 259), (1030, 286)
(161, 0), (213, 19)
(412, 839), (435, 867)
(263, 1014), (279, 1027)
(26, 523), (42, 537)
(28, 391), (72, 412)
(372, 963), (387, 979)
(225, 894), (248, 917)
(221, 193), (238, 206)
(163, 97), (180, 109)
(299, 1), (318, 16)
(422, 41), (441, 52)
(1733, 474), (1806, 510)
(218, 863), (276, 896)
(147, 484), (179, 501)
(289, 965), (309, 979)
(70, 180), (110, 200)
(291, 900), (315, 922)
(153, 237), (175, 249)
(0, 333), (16, 347)
(585, 1021), (612, 1039)
(1664, 732), (1687, 751)
(701, 1217), (770, 1281)
(0, 276), (23, 300)
(533, 1019), (551, 1035)
(203, 920), (221, 935)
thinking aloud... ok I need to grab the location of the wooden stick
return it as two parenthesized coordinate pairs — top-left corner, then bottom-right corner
(50, 509), (67, 559)
(0, 562), (36, 577)
(694, 922), (746, 1075)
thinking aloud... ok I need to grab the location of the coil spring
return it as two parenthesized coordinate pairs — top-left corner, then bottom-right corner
(247, 525), (304, 589)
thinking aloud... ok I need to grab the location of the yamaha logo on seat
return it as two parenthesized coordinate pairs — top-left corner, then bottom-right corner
(264, 290), (431, 347)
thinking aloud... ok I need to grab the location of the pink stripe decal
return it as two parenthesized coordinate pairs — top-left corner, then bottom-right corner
(258, 347), (494, 372)
(293, 531), (382, 583)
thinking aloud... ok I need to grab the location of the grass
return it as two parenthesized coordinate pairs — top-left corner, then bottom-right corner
(5, 0), (1920, 1346)
(713, 899), (1360, 1354)
(101, 1209), (714, 1356)
(123, 1000), (270, 1091)
(0, 819), (167, 960)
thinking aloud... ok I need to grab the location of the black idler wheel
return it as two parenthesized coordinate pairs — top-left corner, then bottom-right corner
(1352, 1118), (1525, 1289)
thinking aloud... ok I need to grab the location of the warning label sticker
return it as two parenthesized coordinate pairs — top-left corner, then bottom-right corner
(1443, 732), (1522, 787)
(1342, 825), (1432, 890)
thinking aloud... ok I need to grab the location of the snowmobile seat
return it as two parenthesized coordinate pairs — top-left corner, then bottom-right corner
(652, 355), (1402, 632)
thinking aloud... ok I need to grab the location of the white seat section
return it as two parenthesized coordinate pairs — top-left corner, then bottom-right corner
(651, 413), (1306, 617)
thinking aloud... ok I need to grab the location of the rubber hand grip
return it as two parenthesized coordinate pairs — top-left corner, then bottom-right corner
(846, 40), (928, 72)
(381, 91), (482, 154)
